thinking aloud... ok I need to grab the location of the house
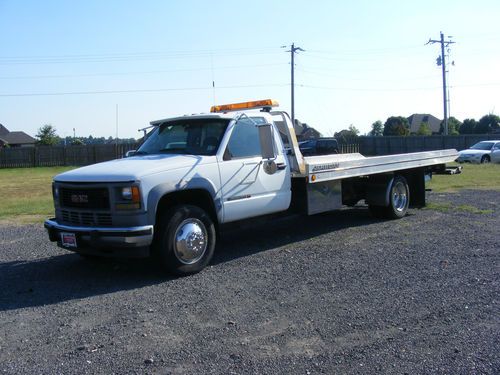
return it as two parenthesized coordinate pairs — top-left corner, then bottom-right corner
(407, 114), (442, 134)
(274, 118), (322, 145)
(0, 124), (36, 147)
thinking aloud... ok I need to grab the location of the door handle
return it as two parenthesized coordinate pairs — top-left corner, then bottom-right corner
(276, 162), (286, 170)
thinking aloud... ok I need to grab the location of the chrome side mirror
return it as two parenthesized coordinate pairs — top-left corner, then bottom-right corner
(257, 123), (276, 160)
(125, 150), (137, 157)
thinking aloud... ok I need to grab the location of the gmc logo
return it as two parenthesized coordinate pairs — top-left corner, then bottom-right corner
(71, 194), (89, 203)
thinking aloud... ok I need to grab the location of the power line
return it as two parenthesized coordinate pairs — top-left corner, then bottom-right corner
(0, 62), (286, 80)
(0, 48), (283, 65)
(296, 66), (441, 82)
(0, 83), (289, 97)
(297, 83), (443, 92)
(306, 44), (425, 55)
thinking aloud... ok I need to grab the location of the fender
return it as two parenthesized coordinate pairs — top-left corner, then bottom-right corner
(365, 174), (394, 207)
(146, 177), (222, 225)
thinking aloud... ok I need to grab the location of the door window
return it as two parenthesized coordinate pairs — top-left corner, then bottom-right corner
(224, 118), (261, 160)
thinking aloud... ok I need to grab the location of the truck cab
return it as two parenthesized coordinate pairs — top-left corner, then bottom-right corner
(45, 100), (295, 274)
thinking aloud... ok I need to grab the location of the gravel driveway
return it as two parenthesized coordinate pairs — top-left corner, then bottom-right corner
(1, 190), (499, 374)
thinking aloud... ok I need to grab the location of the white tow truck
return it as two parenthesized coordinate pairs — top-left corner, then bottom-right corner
(45, 99), (458, 274)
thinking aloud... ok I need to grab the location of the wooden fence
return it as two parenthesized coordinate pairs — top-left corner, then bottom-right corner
(357, 134), (499, 156)
(0, 134), (497, 168)
(0, 144), (138, 168)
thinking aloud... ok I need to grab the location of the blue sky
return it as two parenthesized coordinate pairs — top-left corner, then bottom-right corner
(1, 0), (499, 139)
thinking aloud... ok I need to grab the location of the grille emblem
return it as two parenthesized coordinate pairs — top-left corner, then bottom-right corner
(71, 194), (89, 203)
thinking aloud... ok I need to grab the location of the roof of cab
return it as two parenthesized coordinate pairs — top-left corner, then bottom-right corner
(150, 112), (236, 126)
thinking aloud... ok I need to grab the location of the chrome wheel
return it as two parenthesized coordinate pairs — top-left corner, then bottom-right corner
(392, 181), (408, 212)
(173, 218), (208, 265)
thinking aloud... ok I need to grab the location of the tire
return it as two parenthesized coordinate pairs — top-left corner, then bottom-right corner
(480, 155), (490, 164)
(368, 175), (410, 219)
(153, 204), (216, 276)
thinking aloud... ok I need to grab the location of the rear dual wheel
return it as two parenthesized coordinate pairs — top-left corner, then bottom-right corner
(369, 175), (410, 219)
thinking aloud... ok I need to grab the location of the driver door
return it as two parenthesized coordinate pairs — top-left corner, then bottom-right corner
(218, 117), (291, 223)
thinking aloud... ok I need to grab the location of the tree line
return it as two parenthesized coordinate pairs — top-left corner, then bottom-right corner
(369, 114), (500, 136)
(35, 124), (137, 146)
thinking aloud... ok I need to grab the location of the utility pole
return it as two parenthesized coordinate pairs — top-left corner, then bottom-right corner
(115, 104), (119, 158)
(426, 32), (455, 135)
(287, 43), (304, 126)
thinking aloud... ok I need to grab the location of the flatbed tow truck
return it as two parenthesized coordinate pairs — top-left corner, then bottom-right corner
(45, 99), (458, 274)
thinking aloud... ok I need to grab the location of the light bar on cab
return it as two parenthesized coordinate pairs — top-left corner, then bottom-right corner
(210, 99), (279, 113)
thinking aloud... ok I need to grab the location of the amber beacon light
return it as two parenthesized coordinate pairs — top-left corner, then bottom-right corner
(210, 99), (279, 113)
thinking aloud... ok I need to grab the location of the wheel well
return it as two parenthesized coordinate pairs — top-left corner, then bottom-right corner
(155, 189), (218, 228)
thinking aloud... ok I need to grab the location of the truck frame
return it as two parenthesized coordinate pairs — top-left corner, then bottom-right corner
(44, 99), (458, 274)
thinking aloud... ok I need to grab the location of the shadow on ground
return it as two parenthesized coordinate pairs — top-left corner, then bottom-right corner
(0, 207), (381, 311)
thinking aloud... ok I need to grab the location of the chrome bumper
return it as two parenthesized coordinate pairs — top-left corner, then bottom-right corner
(44, 218), (154, 251)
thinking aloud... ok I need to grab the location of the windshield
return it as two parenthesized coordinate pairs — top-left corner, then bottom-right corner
(470, 142), (493, 150)
(300, 140), (317, 148)
(137, 118), (229, 156)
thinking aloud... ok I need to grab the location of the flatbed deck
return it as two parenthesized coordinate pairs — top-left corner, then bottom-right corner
(304, 149), (458, 182)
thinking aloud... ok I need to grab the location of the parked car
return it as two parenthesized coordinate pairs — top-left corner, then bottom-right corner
(299, 138), (339, 156)
(457, 140), (500, 164)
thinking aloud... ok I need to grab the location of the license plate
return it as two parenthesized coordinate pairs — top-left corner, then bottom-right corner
(61, 232), (77, 248)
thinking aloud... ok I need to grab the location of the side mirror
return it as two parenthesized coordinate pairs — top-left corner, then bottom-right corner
(125, 150), (137, 157)
(257, 123), (276, 160)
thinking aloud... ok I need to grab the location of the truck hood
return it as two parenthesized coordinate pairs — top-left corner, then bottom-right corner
(54, 154), (215, 182)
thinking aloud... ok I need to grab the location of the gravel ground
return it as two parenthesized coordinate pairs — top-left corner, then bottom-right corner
(0, 190), (499, 374)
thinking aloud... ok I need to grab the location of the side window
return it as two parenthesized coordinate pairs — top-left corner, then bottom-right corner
(494, 143), (500, 150)
(224, 119), (261, 160)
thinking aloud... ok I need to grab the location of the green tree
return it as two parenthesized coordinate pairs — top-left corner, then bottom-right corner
(348, 124), (360, 136)
(416, 122), (432, 136)
(370, 120), (384, 136)
(71, 138), (85, 146)
(334, 125), (359, 143)
(459, 119), (477, 134)
(476, 114), (500, 134)
(383, 116), (410, 136)
(439, 116), (460, 135)
(36, 124), (59, 145)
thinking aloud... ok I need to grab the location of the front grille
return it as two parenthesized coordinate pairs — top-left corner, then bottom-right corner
(60, 187), (110, 209)
(60, 210), (113, 227)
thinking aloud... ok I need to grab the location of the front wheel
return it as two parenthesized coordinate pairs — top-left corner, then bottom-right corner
(480, 155), (490, 164)
(153, 205), (216, 275)
(369, 175), (410, 219)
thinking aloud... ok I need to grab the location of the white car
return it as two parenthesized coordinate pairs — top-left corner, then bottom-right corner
(457, 140), (500, 164)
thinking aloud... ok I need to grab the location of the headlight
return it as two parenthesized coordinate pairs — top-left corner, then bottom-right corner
(116, 186), (141, 210)
(122, 186), (139, 202)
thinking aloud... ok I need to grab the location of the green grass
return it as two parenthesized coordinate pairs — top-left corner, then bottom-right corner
(0, 166), (74, 224)
(428, 163), (500, 193)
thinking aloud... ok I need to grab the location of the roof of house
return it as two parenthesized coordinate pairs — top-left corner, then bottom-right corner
(0, 124), (9, 136)
(0, 131), (36, 145)
(407, 114), (442, 134)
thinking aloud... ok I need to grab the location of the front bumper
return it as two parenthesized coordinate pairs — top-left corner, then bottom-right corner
(44, 219), (154, 258)
(456, 155), (481, 163)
